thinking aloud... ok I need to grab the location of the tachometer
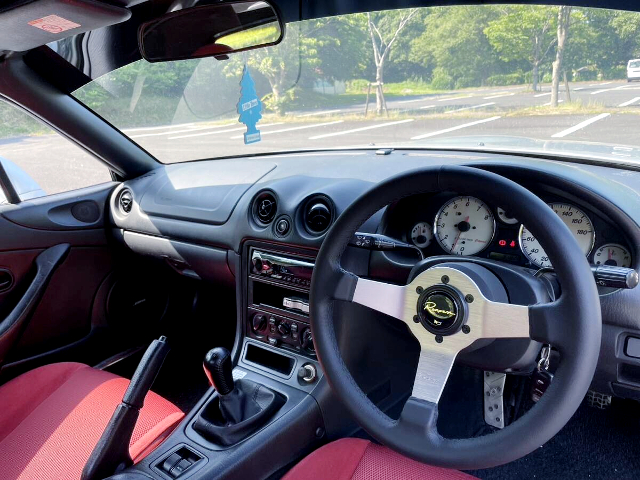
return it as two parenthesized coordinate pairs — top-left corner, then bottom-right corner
(519, 203), (595, 268)
(410, 222), (433, 249)
(434, 196), (495, 256)
(593, 243), (631, 268)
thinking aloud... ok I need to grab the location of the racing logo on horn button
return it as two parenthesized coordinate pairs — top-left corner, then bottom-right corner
(416, 285), (467, 336)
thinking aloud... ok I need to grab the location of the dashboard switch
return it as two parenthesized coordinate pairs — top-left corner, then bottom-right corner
(626, 337), (640, 358)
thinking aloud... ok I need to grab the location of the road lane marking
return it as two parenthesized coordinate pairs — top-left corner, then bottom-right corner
(534, 92), (551, 97)
(437, 95), (473, 102)
(397, 97), (432, 104)
(308, 119), (414, 140)
(551, 113), (610, 138)
(230, 120), (344, 139)
(410, 116), (502, 140)
(124, 122), (194, 132)
(133, 124), (235, 138)
(450, 102), (495, 112)
(420, 105), (436, 110)
(297, 109), (342, 117)
(543, 100), (564, 106)
(484, 93), (514, 99)
(590, 82), (612, 86)
(573, 87), (584, 91)
(170, 123), (283, 139)
(591, 84), (632, 95)
(619, 97), (640, 107)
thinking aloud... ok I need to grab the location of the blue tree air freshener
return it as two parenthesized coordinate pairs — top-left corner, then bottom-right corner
(237, 65), (263, 144)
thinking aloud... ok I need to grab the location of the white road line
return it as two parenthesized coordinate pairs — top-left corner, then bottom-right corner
(591, 84), (632, 95)
(483, 93), (515, 99)
(420, 105), (436, 110)
(124, 122), (194, 132)
(437, 95), (473, 102)
(590, 82), (613, 86)
(410, 116), (502, 140)
(297, 109), (342, 117)
(450, 102), (495, 112)
(543, 100), (564, 106)
(397, 97), (432, 104)
(132, 124), (235, 139)
(551, 113), (611, 138)
(573, 87), (585, 91)
(170, 122), (283, 140)
(308, 119), (414, 140)
(231, 120), (344, 139)
(619, 97), (640, 107)
(534, 92), (551, 97)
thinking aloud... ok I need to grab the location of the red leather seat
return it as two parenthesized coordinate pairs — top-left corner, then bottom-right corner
(283, 438), (477, 480)
(0, 362), (184, 480)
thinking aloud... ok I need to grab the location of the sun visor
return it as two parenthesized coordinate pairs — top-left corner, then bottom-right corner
(0, 0), (131, 52)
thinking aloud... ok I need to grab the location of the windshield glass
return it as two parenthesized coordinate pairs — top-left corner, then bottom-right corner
(72, 5), (640, 164)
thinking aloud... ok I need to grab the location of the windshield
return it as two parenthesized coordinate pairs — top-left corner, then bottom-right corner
(629, 60), (640, 68)
(72, 5), (640, 164)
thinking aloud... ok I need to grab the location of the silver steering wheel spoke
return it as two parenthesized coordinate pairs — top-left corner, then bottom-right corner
(349, 265), (535, 405)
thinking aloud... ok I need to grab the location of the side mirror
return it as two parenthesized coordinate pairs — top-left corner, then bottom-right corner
(138, 0), (284, 63)
(0, 157), (46, 204)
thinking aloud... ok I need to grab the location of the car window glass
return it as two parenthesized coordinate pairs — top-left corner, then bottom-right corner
(0, 100), (112, 200)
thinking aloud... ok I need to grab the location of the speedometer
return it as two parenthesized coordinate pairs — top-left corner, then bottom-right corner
(519, 203), (595, 268)
(434, 196), (495, 256)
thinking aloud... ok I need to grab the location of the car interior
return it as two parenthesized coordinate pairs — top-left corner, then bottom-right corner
(0, 0), (639, 479)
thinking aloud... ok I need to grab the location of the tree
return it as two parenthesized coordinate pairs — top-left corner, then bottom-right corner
(485, 6), (557, 91)
(366, 9), (419, 114)
(410, 6), (502, 88)
(551, 6), (572, 107)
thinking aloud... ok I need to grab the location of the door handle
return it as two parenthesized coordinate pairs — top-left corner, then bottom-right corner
(0, 270), (14, 293)
(0, 244), (69, 366)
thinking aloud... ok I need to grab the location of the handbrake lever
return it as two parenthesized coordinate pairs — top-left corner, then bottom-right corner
(81, 336), (171, 480)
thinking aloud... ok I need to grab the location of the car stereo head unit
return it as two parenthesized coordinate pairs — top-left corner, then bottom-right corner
(250, 250), (314, 288)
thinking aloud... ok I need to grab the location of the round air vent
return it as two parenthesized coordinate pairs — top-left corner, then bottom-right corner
(118, 189), (133, 214)
(252, 191), (277, 225)
(304, 196), (333, 234)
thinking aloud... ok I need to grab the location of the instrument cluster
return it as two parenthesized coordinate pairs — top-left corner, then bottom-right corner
(384, 193), (632, 269)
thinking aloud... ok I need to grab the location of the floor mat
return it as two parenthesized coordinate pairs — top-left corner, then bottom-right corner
(469, 398), (640, 480)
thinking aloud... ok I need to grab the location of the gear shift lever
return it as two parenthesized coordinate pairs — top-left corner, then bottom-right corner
(203, 347), (234, 395)
(194, 347), (284, 446)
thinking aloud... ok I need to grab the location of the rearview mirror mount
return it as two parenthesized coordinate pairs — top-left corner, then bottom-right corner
(138, 0), (284, 63)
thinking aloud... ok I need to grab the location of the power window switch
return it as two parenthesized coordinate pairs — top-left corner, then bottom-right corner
(161, 453), (182, 474)
(170, 458), (193, 477)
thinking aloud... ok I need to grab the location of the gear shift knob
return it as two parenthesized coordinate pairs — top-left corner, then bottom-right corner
(203, 347), (234, 395)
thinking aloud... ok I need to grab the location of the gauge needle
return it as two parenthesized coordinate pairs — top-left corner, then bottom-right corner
(452, 216), (469, 251)
(609, 249), (613, 261)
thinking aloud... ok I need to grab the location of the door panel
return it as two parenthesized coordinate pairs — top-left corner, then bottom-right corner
(0, 183), (119, 371)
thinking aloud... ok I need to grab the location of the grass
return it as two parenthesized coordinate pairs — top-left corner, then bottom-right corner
(345, 79), (442, 96)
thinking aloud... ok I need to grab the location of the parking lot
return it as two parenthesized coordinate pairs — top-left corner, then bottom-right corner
(2, 80), (640, 194)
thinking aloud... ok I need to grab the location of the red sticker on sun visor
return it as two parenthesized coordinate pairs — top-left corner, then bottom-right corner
(28, 15), (81, 34)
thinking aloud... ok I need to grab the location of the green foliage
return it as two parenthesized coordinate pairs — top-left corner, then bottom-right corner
(430, 67), (453, 90)
(485, 72), (525, 86)
(454, 77), (478, 89)
(603, 65), (627, 79)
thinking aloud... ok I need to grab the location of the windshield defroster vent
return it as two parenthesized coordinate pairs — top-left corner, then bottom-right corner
(119, 189), (133, 215)
(303, 196), (334, 235)
(253, 191), (277, 225)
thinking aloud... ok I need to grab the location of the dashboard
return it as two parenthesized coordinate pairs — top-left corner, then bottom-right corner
(382, 192), (633, 270)
(107, 148), (640, 402)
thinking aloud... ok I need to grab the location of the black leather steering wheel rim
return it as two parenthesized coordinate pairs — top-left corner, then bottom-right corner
(309, 165), (601, 469)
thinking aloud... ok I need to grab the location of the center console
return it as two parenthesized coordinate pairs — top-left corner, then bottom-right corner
(245, 247), (316, 357)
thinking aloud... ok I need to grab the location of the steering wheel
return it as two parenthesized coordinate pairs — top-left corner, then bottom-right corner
(309, 165), (601, 469)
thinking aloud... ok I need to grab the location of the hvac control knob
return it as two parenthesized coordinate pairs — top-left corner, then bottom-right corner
(252, 314), (267, 333)
(277, 322), (291, 336)
(301, 328), (315, 354)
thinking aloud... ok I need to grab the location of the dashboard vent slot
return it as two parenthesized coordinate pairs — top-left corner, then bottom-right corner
(253, 191), (277, 225)
(304, 196), (333, 234)
(119, 189), (133, 214)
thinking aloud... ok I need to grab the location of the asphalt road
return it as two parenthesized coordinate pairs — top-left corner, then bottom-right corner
(2, 80), (640, 195)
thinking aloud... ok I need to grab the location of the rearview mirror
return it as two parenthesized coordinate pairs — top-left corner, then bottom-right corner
(139, 0), (283, 62)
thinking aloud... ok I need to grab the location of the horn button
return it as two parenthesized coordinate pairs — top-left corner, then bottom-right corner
(417, 284), (468, 336)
